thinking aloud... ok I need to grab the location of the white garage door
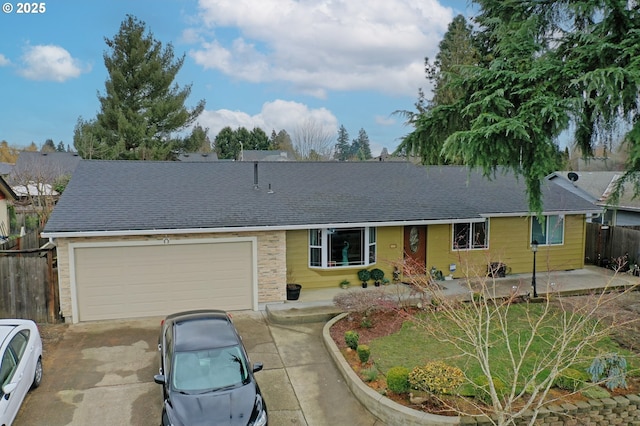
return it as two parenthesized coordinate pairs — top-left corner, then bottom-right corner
(74, 240), (254, 321)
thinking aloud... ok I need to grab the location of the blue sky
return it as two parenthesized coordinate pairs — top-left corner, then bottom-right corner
(1, 0), (474, 156)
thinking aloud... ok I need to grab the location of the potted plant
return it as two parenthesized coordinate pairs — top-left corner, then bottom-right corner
(357, 269), (371, 288)
(339, 279), (350, 289)
(370, 268), (384, 287)
(286, 268), (301, 300)
(286, 283), (302, 300)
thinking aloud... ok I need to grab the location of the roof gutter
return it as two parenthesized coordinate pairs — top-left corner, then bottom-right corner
(41, 210), (597, 239)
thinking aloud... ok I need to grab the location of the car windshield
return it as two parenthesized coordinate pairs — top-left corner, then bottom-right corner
(172, 345), (248, 393)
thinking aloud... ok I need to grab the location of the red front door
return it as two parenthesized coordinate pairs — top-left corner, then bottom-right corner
(403, 226), (426, 275)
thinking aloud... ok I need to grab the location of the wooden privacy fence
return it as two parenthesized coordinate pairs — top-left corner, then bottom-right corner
(0, 247), (60, 323)
(585, 222), (640, 267)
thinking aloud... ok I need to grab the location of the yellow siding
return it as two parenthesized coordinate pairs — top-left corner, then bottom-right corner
(426, 215), (586, 279)
(286, 227), (404, 289)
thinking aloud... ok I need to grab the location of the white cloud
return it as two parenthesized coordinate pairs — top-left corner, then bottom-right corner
(375, 115), (397, 126)
(197, 99), (338, 139)
(18, 44), (89, 82)
(189, 0), (453, 97)
(0, 54), (10, 67)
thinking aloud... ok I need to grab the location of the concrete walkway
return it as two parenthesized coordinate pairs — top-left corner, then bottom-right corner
(266, 265), (640, 324)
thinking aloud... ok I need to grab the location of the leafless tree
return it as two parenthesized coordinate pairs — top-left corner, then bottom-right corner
(291, 117), (335, 160)
(9, 155), (71, 228)
(392, 252), (639, 426)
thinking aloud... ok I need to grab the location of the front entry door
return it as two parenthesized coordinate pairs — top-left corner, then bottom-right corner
(403, 226), (426, 275)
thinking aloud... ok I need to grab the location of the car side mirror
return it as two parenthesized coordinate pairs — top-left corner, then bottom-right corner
(153, 374), (166, 385)
(252, 362), (263, 373)
(3, 383), (16, 396)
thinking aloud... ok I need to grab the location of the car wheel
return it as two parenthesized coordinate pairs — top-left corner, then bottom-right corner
(31, 357), (43, 389)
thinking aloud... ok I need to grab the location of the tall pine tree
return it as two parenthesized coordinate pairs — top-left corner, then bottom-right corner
(334, 125), (351, 161)
(73, 15), (205, 160)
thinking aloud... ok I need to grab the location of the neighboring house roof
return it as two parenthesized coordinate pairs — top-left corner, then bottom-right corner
(176, 152), (218, 162)
(43, 161), (598, 237)
(0, 163), (14, 177)
(549, 171), (640, 212)
(241, 150), (291, 161)
(9, 151), (81, 185)
(12, 182), (58, 197)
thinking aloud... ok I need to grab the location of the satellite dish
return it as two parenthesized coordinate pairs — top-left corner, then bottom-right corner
(567, 172), (579, 182)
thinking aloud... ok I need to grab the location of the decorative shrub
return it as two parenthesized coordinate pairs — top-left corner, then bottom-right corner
(473, 375), (507, 405)
(360, 316), (373, 329)
(357, 269), (371, 287)
(587, 353), (628, 390)
(554, 368), (590, 391)
(408, 361), (464, 395)
(386, 366), (410, 394)
(357, 344), (371, 363)
(344, 330), (359, 350)
(361, 367), (378, 382)
(370, 268), (384, 285)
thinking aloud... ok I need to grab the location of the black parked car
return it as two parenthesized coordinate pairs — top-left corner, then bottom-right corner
(154, 310), (267, 426)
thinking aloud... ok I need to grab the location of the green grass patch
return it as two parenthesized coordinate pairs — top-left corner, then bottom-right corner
(369, 303), (638, 393)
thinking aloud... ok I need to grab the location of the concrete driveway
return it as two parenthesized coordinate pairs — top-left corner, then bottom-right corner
(15, 312), (381, 426)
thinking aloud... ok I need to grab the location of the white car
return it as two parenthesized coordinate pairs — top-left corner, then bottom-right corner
(0, 319), (43, 426)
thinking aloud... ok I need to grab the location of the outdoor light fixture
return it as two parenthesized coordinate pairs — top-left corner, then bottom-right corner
(531, 240), (539, 298)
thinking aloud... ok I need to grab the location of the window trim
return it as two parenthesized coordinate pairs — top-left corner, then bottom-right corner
(308, 227), (376, 269)
(531, 214), (565, 246)
(451, 220), (489, 251)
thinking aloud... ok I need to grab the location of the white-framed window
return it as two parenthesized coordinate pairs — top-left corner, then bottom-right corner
(531, 215), (564, 245)
(452, 221), (488, 250)
(309, 227), (376, 268)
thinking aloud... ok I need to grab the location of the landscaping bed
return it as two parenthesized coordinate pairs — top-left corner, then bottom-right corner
(329, 291), (640, 416)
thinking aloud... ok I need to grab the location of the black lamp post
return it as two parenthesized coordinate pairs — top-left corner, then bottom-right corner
(531, 240), (539, 298)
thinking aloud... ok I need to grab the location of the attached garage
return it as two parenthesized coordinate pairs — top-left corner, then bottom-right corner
(70, 238), (256, 322)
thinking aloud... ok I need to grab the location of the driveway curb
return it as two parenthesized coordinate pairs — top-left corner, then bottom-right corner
(323, 313), (460, 426)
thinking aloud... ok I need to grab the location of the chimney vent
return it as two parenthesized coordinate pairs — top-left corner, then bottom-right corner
(253, 162), (259, 190)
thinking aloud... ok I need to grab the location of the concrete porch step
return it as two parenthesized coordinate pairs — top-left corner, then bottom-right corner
(265, 301), (344, 324)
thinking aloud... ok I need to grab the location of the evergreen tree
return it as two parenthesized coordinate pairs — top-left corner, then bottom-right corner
(398, 2), (640, 213)
(397, 14), (478, 165)
(269, 130), (278, 150)
(73, 15), (205, 160)
(56, 141), (66, 152)
(248, 127), (270, 150)
(42, 139), (56, 152)
(353, 128), (372, 160)
(334, 125), (351, 161)
(214, 126), (237, 160)
(183, 124), (211, 153)
(272, 130), (294, 154)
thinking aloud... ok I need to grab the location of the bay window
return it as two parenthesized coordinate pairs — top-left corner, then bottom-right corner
(309, 227), (376, 268)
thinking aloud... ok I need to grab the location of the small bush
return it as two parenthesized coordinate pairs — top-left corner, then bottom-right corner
(408, 361), (464, 395)
(587, 353), (628, 390)
(357, 344), (371, 363)
(361, 367), (378, 382)
(473, 375), (507, 405)
(360, 316), (373, 329)
(554, 368), (590, 392)
(387, 366), (410, 394)
(344, 330), (359, 350)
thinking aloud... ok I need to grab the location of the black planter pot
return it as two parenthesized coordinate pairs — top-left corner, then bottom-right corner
(361, 282), (368, 288)
(286, 284), (302, 300)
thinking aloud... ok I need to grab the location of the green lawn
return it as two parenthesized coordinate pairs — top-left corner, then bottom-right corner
(367, 303), (639, 392)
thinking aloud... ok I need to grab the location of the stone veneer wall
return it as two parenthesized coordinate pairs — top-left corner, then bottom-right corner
(460, 394), (640, 425)
(55, 230), (287, 321)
